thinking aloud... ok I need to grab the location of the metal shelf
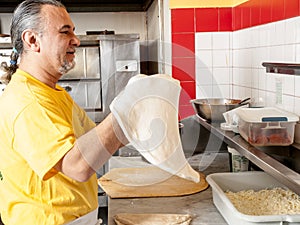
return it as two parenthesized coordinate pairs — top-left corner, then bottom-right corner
(262, 62), (300, 75)
(193, 115), (300, 195)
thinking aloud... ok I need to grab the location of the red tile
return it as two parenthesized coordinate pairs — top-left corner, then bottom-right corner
(178, 104), (195, 119)
(179, 81), (196, 105)
(272, 0), (285, 22)
(260, 0), (272, 24)
(172, 57), (195, 81)
(241, 4), (251, 29)
(172, 33), (195, 58)
(250, 0), (261, 26)
(171, 8), (195, 33)
(219, 8), (233, 31)
(195, 8), (218, 32)
(284, 0), (300, 19)
(233, 5), (242, 30)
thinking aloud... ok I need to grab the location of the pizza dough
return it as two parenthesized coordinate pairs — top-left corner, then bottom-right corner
(113, 213), (192, 225)
(110, 74), (200, 184)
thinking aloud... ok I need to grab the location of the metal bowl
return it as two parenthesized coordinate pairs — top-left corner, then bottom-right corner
(191, 98), (249, 121)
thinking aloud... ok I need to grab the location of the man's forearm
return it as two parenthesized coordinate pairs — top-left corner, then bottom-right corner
(55, 113), (127, 182)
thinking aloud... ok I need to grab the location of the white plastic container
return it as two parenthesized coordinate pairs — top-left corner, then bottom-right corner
(206, 172), (300, 225)
(236, 107), (299, 146)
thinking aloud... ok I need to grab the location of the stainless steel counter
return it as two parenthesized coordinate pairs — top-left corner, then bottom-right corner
(107, 154), (230, 225)
(193, 115), (300, 195)
(104, 114), (300, 224)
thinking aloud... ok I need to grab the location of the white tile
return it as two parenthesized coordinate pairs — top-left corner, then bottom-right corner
(258, 69), (267, 91)
(265, 73), (278, 92)
(258, 23), (272, 47)
(295, 44), (300, 61)
(232, 68), (240, 86)
(233, 86), (252, 99)
(251, 68), (259, 89)
(257, 90), (267, 107)
(212, 68), (231, 85)
(249, 26), (260, 48)
(280, 95), (295, 113)
(213, 49), (231, 67)
(195, 49), (212, 68)
(285, 17), (298, 44)
(251, 47), (267, 68)
(212, 32), (231, 50)
(195, 32), (212, 50)
(294, 16), (300, 43)
(232, 49), (240, 67)
(232, 30), (241, 49)
(295, 76), (300, 97)
(212, 84), (230, 98)
(240, 48), (253, 68)
(265, 91), (276, 107)
(196, 85), (213, 98)
(196, 68), (213, 85)
(282, 75), (295, 96)
(273, 20), (286, 45)
(268, 45), (285, 62)
(238, 68), (252, 87)
(283, 44), (296, 62)
(240, 28), (252, 49)
(294, 97), (300, 115)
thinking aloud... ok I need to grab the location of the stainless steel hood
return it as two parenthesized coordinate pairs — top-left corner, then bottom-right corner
(0, 0), (155, 13)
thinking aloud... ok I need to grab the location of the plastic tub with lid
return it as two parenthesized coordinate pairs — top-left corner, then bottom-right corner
(236, 107), (299, 146)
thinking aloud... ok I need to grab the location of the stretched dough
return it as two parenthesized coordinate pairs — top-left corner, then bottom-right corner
(110, 74), (200, 183)
(114, 213), (192, 225)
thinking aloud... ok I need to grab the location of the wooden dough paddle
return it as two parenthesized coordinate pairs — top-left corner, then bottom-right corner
(98, 166), (208, 198)
(113, 213), (192, 225)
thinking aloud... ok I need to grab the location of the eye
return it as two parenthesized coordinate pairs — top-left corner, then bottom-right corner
(60, 31), (69, 34)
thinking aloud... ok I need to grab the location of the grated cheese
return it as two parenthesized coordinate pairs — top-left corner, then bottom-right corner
(225, 188), (300, 216)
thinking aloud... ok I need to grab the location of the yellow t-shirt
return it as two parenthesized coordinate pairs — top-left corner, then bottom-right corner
(0, 69), (98, 225)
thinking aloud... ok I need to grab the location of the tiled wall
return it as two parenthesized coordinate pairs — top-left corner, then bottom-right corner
(172, 0), (300, 118)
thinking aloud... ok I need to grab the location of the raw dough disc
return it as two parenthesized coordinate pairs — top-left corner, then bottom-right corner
(110, 74), (200, 183)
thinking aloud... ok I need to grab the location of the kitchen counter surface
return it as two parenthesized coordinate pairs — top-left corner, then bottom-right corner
(106, 153), (230, 225)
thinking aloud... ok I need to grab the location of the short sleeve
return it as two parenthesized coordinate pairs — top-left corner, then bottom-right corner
(13, 102), (75, 180)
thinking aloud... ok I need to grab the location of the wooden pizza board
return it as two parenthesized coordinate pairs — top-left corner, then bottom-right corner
(98, 166), (208, 198)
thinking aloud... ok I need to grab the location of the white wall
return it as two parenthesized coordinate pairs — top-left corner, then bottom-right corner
(70, 12), (147, 40)
(195, 17), (300, 117)
(0, 11), (147, 40)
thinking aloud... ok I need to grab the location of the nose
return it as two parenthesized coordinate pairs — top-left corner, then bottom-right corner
(71, 34), (80, 47)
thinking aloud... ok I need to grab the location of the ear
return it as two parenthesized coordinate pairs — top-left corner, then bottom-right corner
(21, 29), (40, 52)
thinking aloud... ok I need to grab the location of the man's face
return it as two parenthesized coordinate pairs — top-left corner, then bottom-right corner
(38, 5), (80, 75)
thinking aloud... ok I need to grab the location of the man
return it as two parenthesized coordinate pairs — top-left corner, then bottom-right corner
(0, 0), (127, 224)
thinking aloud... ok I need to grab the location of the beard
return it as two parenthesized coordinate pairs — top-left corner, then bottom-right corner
(58, 58), (76, 74)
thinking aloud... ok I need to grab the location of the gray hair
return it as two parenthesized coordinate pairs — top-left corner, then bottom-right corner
(0, 0), (66, 84)
(11, 0), (66, 54)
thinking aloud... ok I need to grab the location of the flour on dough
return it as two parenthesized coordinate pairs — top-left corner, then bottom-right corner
(110, 74), (200, 184)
